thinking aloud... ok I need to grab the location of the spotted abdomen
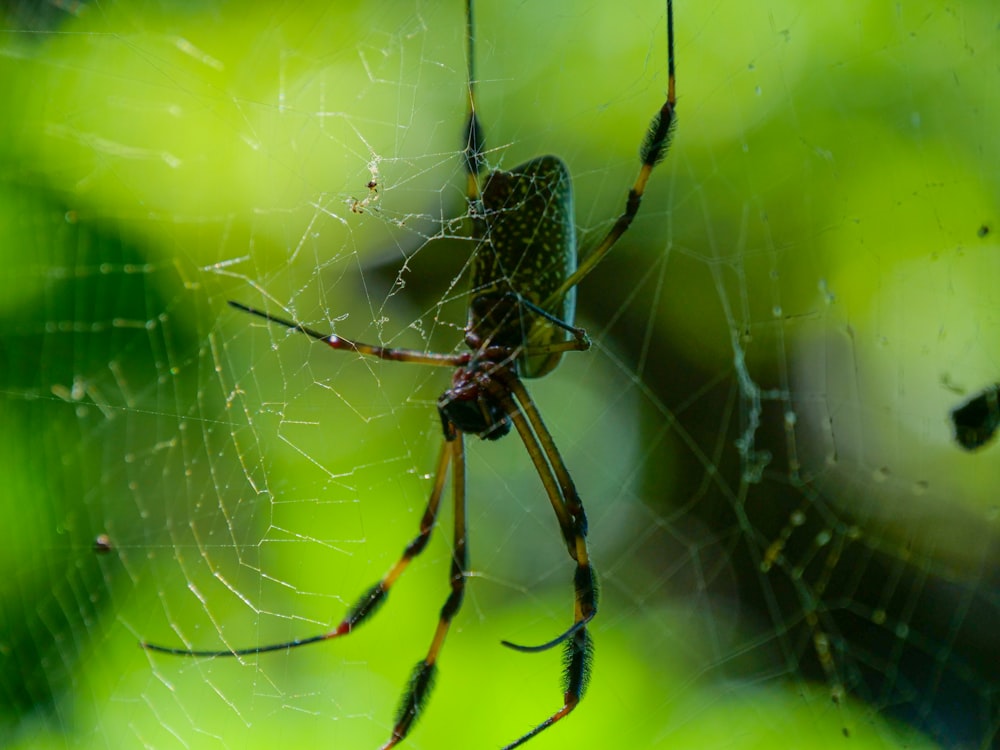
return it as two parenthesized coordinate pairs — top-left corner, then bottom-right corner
(471, 155), (577, 379)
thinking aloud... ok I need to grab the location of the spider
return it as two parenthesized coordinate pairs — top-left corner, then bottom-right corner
(143, 1), (676, 747)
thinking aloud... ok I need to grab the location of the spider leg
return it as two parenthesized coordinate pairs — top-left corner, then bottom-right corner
(463, 0), (484, 196)
(516, 295), (592, 355)
(540, 0), (677, 309)
(228, 301), (468, 368)
(381, 431), (468, 749)
(490, 372), (597, 654)
(480, 374), (595, 748)
(468, 291), (592, 354)
(501, 626), (593, 750)
(143, 443), (451, 658)
(502, 372), (589, 530)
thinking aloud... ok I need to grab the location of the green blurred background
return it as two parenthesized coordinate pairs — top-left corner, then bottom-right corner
(1, 1), (997, 748)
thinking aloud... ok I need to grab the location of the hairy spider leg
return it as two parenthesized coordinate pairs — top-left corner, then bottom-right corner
(502, 629), (593, 750)
(380, 433), (468, 749)
(541, 0), (677, 310)
(142, 442), (452, 658)
(482, 371), (595, 749)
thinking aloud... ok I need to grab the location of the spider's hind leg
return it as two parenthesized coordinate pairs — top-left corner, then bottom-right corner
(501, 626), (594, 750)
(481, 372), (599, 747)
(381, 434), (470, 749)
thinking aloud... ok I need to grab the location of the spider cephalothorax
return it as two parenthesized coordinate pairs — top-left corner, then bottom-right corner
(438, 353), (513, 441)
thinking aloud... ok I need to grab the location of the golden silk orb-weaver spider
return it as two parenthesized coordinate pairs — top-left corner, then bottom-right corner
(143, 1), (677, 747)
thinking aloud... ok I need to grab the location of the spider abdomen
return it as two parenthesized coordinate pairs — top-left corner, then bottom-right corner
(472, 155), (577, 379)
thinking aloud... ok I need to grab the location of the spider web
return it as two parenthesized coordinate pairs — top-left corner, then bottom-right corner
(2, 1), (998, 749)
